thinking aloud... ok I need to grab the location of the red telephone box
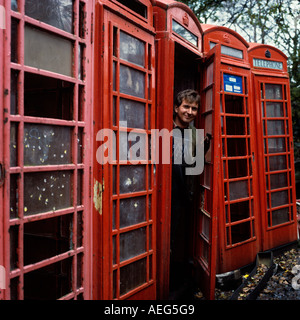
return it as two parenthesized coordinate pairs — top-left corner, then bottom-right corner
(248, 43), (298, 251)
(93, 0), (157, 300)
(153, 0), (207, 299)
(201, 25), (261, 276)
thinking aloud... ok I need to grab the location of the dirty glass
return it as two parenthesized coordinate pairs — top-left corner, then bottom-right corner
(266, 102), (284, 117)
(120, 98), (145, 129)
(205, 88), (213, 112)
(10, 226), (19, 270)
(229, 180), (248, 200)
(119, 228), (146, 262)
(119, 196), (146, 228)
(11, 18), (18, 63)
(120, 31), (145, 67)
(268, 155), (287, 171)
(119, 165), (146, 193)
(11, 70), (18, 115)
(24, 258), (72, 300)
(24, 171), (72, 215)
(265, 84), (282, 100)
(270, 172), (287, 190)
(24, 214), (73, 265)
(267, 138), (286, 153)
(10, 122), (18, 167)
(271, 190), (289, 208)
(25, 0), (73, 33)
(119, 65), (145, 98)
(267, 120), (285, 136)
(120, 258), (147, 295)
(119, 131), (147, 161)
(10, 174), (19, 219)
(24, 124), (72, 166)
(25, 25), (73, 77)
(271, 208), (289, 226)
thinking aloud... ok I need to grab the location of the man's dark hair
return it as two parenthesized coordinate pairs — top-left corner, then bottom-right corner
(174, 89), (200, 108)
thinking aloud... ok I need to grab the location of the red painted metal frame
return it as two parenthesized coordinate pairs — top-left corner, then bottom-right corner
(201, 25), (260, 275)
(1, 0), (93, 300)
(153, 0), (203, 299)
(248, 44), (298, 251)
(93, 0), (156, 300)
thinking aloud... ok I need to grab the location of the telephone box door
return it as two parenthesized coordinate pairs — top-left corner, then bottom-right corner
(194, 44), (221, 300)
(97, 8), (156, 300)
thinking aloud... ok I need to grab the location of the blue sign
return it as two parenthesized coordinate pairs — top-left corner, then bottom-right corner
(223, 74), (243, 94)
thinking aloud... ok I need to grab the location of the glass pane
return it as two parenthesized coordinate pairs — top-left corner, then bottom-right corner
(221, 45), (243, 59)
(24, 258), (72, 300)
(24, 214), (73, 265)
(230, 200), (250, 222)
(205, 88), (213, 112)
(119, 165), (146, 194)
(226, 116), (245, 135)
(172, 20), (198, 47)
(229, 180), (249, 200)
(11, 18), (18, 63)
(10, 226), (19, 270)
(225, 95), (244, 114)
(10, 122), (18, 167)
(272, 208), (289, 226)
(11, 0), (18, 11)
(269, 155), (287, 171)
(11, 70), (19, 115)
(266, 102), (284, 117)
(270, 173), (287, 190)
(271, 190), (289, 207)
(120, 31), (145, 67)
(119, 65), (145, 98)
(10, 174), (19, 219)
(265, 84), (282, 100)
(120, 196), (146, 228)
(268, 138), (286, 153)
(25, 0), (73, 33)
(120, 98), (145, 129)
(227, 138), (247, 156)
(267, 120), (285, 135)
(120, 227), (146, 262)
(228, 159), (248, 178)
(201, 214), (210, 239)
(24, 171), (72, 215)
(120, 258), (147, 296)
(25, 26), (73, 77)
(25, 73), (74, 120)
(24, 124), (72, 166)
(206, 62), (214, 87)
(231, 222), (251, 244)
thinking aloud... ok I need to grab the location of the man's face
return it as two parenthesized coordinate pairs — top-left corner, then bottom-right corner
(174, 99), (199, 128)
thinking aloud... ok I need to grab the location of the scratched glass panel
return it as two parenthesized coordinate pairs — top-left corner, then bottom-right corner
(119, 65), (145, 98)
(229, 180), (249, 200)
(120, 258), (146, 295)
(266, 102), (284, 117)
(24, 124), (72, 166)
(24, 171), (72, 215)
(120, 98), (145, 129)
(119, 196), (146, 228)
(265, 84), (283, 100)
(25, 26), (73, 77)
(120, 227), (146, 262)
(120, 31), (145, 67)
(119, 165), (146, 194)
(24, 214), (73, 265)
(25, 0), (73, 33)
(267, 120), (285, 136)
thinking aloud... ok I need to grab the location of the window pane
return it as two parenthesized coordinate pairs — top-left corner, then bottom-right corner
(271, 190), (289, 208)
(24, 171), (72, 215)
(267, 120), (285, 136)
(25, 26), (73, 77)
(120, 98), (145, 129)
(120, 31), (145, 67)
(229, 180), (249, 200)
(266, 102), (284, 117)
(120, 258), (147, 295)
(120, 196), (146, 228)
(269, 155), (287, 171)
(265, 84), (283, 100)
(25, 0), (73, 33)
(119, 65), (145, 98)
(272, 208), (289, 226)
(119, 165), (146, 194)
(268, 138), (286, 153)
(119, 227), (146, 262)
(270, 173), (287, 190)
(11, 18), (18, 63)
(24, 124), (72, 166)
